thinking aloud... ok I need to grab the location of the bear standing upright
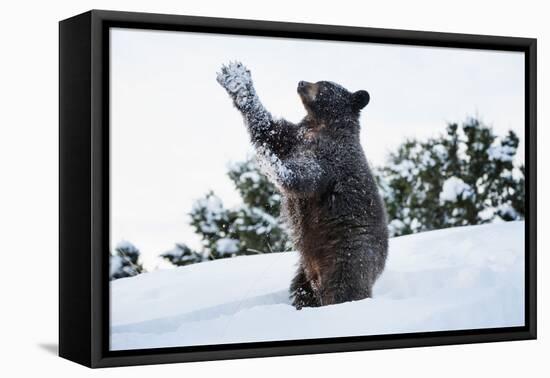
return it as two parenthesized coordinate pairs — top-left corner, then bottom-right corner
(217, 62), (388, 309)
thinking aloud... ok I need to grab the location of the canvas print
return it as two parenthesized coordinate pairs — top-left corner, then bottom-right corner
(109, 28), (525, 351)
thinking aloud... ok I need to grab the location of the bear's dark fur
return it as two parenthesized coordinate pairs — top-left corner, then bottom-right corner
(217, 62), (388, 309)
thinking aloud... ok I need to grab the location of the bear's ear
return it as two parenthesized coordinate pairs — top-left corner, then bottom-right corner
(352, 90), (370, 111)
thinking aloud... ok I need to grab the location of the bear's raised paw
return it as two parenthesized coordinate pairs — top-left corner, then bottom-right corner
(216, 61), (254, 97)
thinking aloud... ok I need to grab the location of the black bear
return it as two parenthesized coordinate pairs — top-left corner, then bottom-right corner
(217, 62), (388, 309)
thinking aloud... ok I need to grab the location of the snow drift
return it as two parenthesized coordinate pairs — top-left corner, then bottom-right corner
(110, 221), (525, 350)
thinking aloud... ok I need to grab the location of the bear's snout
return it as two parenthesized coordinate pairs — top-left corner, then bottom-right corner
(297, 81), (318, 102)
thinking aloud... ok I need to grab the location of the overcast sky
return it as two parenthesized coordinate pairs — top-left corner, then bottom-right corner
(110, 28), (525, 270)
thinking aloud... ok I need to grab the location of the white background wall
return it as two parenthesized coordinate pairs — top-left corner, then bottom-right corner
(0, 0), (546, 376)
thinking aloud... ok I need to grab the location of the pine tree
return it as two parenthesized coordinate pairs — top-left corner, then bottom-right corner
(160, 243), (204, 266)
(376, 117), (524, 237)
(110, 241), (145, 280)
(162, 158), (291, 266)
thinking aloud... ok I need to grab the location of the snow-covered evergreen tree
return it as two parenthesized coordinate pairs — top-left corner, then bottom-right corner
(160, 243), (204, 266)
(110, 241), (145, 280)
(162, 158), (291, 267)
(376, 117), (524, 237)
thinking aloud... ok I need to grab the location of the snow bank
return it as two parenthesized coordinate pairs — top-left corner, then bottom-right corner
(110, 222), (525, 350)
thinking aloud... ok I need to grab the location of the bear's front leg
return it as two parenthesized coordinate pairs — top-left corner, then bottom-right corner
(217, 61), (272, 133)
(216, 62), (300, 158)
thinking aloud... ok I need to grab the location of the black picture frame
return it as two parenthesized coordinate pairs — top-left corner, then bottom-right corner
(59, 9), (537, 368)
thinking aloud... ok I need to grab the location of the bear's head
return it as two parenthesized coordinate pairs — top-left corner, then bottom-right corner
(297, 81), (370, 124)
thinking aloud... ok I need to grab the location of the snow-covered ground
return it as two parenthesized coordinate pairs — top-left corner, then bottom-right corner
(110, 221), (525, 351)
